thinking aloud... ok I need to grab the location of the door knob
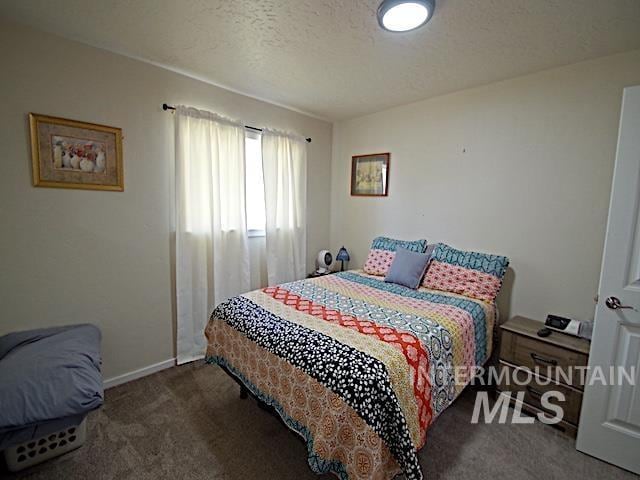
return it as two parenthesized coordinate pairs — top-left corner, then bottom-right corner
(605, 296), (634, 310)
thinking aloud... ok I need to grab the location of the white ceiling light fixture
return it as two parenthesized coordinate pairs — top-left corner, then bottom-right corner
(377, 0), (435, 32)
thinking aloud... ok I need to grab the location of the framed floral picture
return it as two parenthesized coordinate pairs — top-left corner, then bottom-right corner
(29, 113), (124, 191)
(351, 152), (390, 196)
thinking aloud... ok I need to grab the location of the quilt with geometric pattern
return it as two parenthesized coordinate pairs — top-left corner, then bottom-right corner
(205, 270), (496, 480)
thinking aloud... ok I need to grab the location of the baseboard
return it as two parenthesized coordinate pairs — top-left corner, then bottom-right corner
(104, 358), (176, 389)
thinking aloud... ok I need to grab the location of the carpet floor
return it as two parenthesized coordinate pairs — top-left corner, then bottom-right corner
(2, 361), (637, 480)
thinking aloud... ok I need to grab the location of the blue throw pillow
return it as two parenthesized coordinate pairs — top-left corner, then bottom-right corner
(384, 247), (431, 289)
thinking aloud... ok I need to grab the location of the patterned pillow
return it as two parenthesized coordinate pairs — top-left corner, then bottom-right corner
(363, 237), (428, 276)
(422, 243), (509, 302)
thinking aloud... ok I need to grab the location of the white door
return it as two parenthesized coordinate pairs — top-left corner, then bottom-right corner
(576, 85), (640, 474)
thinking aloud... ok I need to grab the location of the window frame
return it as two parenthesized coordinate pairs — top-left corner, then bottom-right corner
(244, 129), (266, 238)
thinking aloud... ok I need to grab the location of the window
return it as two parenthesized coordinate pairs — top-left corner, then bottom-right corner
(245, 131), (266, 236)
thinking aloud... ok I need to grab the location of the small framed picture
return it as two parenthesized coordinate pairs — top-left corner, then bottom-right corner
(29, 113), (124, 191)
(351, 153), (390, 196)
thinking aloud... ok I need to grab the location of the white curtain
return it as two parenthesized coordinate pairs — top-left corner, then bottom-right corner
(262, 130), (307, 285)
(175, 106), (250, 364)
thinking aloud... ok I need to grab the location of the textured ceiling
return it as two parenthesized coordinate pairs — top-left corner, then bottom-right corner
(2, 0), (640, 120)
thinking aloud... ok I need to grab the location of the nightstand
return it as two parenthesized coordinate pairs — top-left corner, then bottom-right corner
(306, 270), (336, 279)
(497, 316), (591, 436)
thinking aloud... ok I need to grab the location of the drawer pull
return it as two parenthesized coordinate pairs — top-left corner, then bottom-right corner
(526, 386), (544, 399)
(530, 352), (557, 366)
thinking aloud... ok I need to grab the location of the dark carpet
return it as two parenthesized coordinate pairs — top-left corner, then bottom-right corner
(2, 361), (637, 480)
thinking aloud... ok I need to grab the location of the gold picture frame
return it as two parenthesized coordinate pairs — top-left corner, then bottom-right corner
(29, 113), (124, 191)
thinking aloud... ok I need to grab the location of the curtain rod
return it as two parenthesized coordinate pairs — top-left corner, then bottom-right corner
(162, 104), (311, 143)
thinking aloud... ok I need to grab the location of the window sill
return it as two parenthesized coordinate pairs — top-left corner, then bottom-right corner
(248, 229), (266, 238)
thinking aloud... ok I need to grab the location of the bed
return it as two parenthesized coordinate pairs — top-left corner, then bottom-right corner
(205, 267), (497, 480)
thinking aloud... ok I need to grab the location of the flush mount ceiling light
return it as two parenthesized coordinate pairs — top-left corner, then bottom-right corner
(377, 0), (435, 32)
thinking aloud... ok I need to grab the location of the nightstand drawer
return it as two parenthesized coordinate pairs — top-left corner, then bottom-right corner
(498, 361), (583, 424)
(500, 330), (588, 388)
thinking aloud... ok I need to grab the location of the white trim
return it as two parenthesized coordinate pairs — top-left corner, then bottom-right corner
(176, 353), (205, 365)
(103, 358), (176, 389)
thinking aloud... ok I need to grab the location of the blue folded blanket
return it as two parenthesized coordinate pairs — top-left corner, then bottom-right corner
(0, 324), (103, 440)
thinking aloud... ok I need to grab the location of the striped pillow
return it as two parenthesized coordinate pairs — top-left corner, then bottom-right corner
(363, 237), (428, 276)
(422, 243), (509, 302)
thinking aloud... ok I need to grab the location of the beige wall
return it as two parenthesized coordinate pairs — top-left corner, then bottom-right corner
(0, 21), (332, 380)
(330, 49), (640, 323)
(4, 17), (639, 381)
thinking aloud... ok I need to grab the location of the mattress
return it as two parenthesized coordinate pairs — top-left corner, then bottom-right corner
(205, 270), (496, 480)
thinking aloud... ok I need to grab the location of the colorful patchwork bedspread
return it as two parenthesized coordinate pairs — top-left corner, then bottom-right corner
(205, 271), (496, 480)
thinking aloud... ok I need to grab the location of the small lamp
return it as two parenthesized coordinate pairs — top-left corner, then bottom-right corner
(336, 246), (350, 271)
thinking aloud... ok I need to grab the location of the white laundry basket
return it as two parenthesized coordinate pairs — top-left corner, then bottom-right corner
(3, 418), (87, 472)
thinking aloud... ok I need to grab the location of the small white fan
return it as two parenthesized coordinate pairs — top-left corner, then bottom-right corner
(316, 250), (333, 274)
